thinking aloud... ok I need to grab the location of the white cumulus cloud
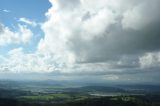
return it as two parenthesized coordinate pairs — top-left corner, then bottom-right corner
(19, 17), (37, 27)
(0, 24), (33, 46)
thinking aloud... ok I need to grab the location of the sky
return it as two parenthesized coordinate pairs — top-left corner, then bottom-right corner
(0, 0), (160, 84)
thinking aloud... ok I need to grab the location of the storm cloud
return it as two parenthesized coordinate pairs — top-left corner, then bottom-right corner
(39, 0), (160, 70)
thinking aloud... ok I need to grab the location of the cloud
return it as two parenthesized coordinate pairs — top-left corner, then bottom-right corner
(0, 48), (55, 73)
(122, 0), (160, 30)
(2, 9), (10, 13)
(37, 0), (160, 82)
(39, 0), (160, 68)
(0, 24), (33, 46)
(19, 17), (37, 27)
(139, 52), (160, 69)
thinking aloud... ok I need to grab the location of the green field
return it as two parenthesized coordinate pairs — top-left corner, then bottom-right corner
(18, 93), (91, 102)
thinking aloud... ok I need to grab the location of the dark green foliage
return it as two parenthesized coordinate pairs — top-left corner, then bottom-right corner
(0, 81), (160, 106)
(0, 96), (160, 106)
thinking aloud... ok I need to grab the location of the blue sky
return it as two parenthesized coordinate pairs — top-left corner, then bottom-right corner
(0, 0), (51, 25)
(0, 0), (51, 54)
